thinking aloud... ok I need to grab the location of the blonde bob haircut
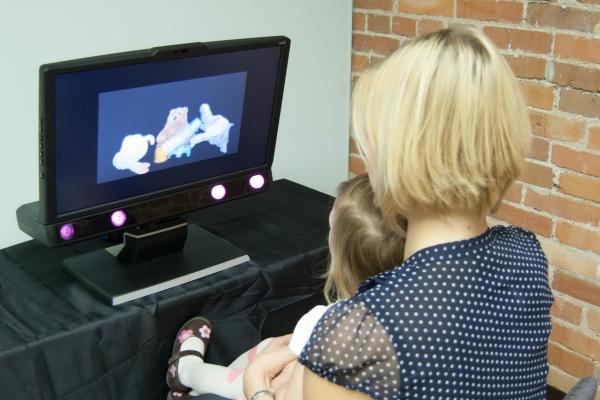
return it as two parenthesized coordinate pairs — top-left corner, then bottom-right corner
(352, 28), (530, 220)
(324, 174), (406, 303)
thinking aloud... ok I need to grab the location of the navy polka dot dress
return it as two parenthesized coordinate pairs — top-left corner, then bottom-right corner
(298, 225), (553, 400)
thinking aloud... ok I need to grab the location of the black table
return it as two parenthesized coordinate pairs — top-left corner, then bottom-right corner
(0, 180), (333, 400)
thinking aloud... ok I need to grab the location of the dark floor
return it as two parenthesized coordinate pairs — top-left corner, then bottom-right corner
(548, 386), (565, 400)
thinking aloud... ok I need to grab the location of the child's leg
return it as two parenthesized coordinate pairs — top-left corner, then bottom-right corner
(180, 362), (245, 399)
(176, 336), (243, 399)
(177, 338), (271, 399)
(227, 338), (272, 369)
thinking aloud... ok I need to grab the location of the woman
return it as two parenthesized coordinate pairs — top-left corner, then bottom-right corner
(244, 28), (552, 400)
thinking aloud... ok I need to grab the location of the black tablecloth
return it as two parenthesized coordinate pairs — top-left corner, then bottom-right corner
(0, 179), (333, 400)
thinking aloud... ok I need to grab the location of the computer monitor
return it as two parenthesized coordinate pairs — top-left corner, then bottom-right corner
(17, 36), (290, 305)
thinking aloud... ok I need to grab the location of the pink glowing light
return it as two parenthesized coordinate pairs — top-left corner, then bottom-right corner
(249, 174), (265, 190)
(111, 210), (127, 227)
(59, 223), (75, 241)
(211, 184), (226, 200)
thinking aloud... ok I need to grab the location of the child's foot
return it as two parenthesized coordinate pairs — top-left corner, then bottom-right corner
(178, 335), (206, 390)
(166, 317), (212, 393)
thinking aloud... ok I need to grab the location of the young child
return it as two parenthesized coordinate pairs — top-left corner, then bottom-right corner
(165, 174), (406, 399)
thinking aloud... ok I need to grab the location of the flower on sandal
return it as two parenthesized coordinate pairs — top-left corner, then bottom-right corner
(172, 392), (183, 398)
(178, 329), (194, 344)
(199, 324), (211, 339)
(169, 365), (177, 378)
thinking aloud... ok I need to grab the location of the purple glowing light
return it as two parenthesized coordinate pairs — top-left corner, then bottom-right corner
(111, 210), (127, 227)
(59, 223), (75, 241)
(211, 184), (226, 200)
(249, 174), (265, 190)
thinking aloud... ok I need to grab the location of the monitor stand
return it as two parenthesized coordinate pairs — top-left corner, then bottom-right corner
(63, 219), (249, 306)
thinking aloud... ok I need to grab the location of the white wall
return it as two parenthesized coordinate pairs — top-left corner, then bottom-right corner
(0, 0), (351, 248)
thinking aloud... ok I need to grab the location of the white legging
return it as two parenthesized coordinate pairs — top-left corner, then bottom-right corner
(181, 338), (272, 400)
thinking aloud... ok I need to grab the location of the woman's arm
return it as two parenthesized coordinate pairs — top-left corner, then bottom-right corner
(244, 351), (371, 400)
(302, 367), (371, 400)
(273, 361), (372, 400)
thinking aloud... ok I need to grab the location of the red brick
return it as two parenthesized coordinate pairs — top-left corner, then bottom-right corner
(553, 63), (600, 93)
(447, 22), (478, 31)
(550, 322), (600, 361)
(352, 54), (370, 73)
(527, 3), (600, 33)
(457, 0), (523, 23)
(553, 272), (600, 306)
(520, 81), (554, 110)
(556, 221), (600, 254)
(505, 55), (546, 79)
(418, 19), (446, 35)
(550, 296), (583, 325)
(526, 190), (600, 226)
(541, 238), (598, 278)
(526, 136), (550, 161)
(367, 14), (391, 34)
(590, 126), (600, 151)
(559, 89), (600, 119)
(355, 0), (393, 10)
(349, 154), (366, 175)
(392, 17), (417, 37)
(492, 202), (553, 237)
(559, 173), (600, 203)
(353, 12), (366, 32)
(547, 366), (580, 395)
(521, 160), (554, 188)
(552, 145), (600, 178)
(548, 341), (596, 378)
(587, 310), (600, 334)
(503, 182), (523, 203)
(484, 26), (552, 54)
(353, 33), (400, 55)
(555, 34), (600, 65)
(398, 0), (454, 17)
(529, 111), (585, 143)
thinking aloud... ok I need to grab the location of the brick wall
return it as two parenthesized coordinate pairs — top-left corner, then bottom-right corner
(350, 0), (600, 394)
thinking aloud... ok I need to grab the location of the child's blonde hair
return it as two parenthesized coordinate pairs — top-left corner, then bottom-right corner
(324, 174), (406, 303)
(352, 28), (530, 223)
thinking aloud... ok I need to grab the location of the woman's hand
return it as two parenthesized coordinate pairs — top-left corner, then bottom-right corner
(271, 360), (296, 394)
(243, 335), (296, 399)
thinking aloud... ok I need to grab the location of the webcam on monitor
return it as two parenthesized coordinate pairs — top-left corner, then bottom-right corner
(17, 36), (290, 305)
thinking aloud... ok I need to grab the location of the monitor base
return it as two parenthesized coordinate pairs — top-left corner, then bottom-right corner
(63, 223), (249, 306)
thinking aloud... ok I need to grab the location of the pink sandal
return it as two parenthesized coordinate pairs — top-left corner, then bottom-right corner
(166, 317), (213, 394)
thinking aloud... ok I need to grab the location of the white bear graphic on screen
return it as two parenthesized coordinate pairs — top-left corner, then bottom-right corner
(112, 134), (156, 175)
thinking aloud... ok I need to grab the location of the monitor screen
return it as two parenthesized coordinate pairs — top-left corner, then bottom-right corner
(96, 71), (247, 184)
(50, 43), (284, 217)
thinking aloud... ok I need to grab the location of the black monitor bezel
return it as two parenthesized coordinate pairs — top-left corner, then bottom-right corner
(38, 36), (289, 224)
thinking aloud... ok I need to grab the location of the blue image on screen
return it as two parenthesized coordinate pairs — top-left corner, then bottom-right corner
(97, 71), (247, 184)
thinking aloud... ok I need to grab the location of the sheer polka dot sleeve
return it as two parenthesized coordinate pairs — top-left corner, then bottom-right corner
(297, 299), (400, 399)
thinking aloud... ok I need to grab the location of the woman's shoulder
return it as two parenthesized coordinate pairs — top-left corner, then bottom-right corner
(492, 224), (540, 243)
(355, 224), (547, 295)
(297, 297), (400, 398)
